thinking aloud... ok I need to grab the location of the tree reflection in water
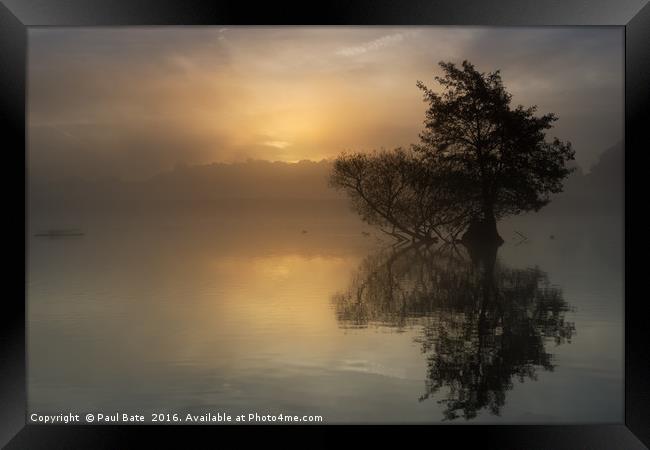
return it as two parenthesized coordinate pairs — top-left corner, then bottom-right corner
(332, 242), (575, 420)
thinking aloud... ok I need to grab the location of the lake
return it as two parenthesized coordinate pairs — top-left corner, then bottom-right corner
(27, 201), (623, 424)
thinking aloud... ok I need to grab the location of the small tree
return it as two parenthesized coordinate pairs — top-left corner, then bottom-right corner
(330, 148), (467, 243)
(416, 61), (575, 244)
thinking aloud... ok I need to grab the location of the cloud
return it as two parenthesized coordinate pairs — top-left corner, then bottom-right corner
(335, 31), (419, 57)
(263, 141), (292, 149)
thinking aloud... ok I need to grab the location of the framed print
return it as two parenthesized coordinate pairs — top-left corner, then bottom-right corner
(1, 0), (648, 448)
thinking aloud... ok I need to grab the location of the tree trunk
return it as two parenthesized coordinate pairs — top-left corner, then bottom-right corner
(461, 205), (504, 249)
(481, 210), (503, 245)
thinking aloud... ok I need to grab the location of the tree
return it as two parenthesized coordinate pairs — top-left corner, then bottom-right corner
(329, 148), (468, 244)
(415, 60), (575, 244)
(330, 60), (575, 245)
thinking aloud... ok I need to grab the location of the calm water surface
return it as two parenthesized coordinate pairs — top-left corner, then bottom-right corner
(27, 203), (623, 423)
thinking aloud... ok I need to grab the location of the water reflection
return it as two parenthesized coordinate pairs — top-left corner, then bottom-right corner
(333, 242), (575, 420)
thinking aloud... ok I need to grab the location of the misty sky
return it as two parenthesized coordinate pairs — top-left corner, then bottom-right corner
(28, 27), (623, 182)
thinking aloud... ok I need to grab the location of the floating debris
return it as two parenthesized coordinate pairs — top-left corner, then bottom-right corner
(34, 229), (85, 238)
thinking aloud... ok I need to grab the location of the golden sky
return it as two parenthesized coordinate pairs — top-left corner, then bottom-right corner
(28, 27), (623, 181)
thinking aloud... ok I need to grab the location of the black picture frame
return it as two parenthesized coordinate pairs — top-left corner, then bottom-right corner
(1, 1), (647, 448)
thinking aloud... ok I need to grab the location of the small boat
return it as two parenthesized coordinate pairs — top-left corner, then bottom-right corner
(34, 229), (85, 238)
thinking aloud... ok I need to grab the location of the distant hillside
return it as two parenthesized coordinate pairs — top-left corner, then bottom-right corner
(545, 141), (623, 214)
(29, 144), (624, 215)
(29, 159), (343, 212)
(147, 159), (339, 200)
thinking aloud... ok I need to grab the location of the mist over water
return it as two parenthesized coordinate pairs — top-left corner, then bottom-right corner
(27, 194), (623, 423)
